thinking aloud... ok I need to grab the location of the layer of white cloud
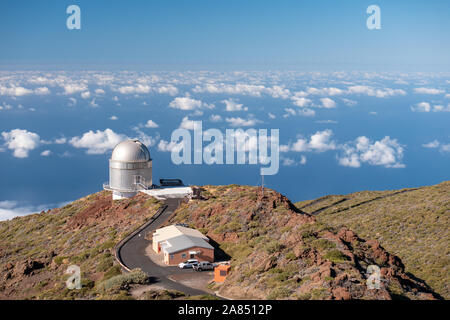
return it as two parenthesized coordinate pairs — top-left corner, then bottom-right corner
(1, 129), (40, 158)
(282, 129), (336, 153)
(40, 150), (51, 157)
(422, 140), (450, 153)
(319, 98), (337, 109)
(145, 120), (159, 128)
(222, 98), (247, 111)
(338, 136), (405, 168)
(225, 117), (259, 127)
(411, 102), (450, 112)
(0, 200), (70, 221)
(414, 87), (445, 95)
(69, 128), (126, 154)
(169, 96), (213, 110)
(210, 114), (223, 122)
(347, 85), (406, 98)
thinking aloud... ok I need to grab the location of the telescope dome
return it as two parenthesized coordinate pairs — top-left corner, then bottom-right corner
(111, 139), (151, 162)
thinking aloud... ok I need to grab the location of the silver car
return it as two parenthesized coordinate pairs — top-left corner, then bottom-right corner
(178, 259), (199, 269)
(193, 261), (214, 271)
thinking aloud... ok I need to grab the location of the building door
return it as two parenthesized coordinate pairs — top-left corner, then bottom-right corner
(190, 253), (194, 259)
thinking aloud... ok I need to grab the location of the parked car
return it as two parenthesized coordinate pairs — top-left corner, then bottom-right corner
(178, 259), (199, 269)
(193, 261), (214, 271)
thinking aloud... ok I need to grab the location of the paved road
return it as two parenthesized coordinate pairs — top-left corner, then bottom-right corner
(116, 198), (211, 296)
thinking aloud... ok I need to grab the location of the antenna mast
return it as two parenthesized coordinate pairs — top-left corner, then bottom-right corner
(261, 174), (264, 197)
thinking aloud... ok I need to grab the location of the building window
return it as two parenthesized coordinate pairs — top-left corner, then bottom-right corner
(170, 254), (174, 259)
(220, 270), (227, 276)
(181, 253), (186, 259)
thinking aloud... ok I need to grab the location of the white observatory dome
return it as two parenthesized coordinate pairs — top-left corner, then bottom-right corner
(104, 139), (153, 200)
(111, 139), (151, 162)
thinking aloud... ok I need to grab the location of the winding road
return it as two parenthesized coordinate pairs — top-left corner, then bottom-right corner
(115, 198), (210, 296)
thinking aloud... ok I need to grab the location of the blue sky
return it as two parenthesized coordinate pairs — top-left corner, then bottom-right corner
(0, 1), (449, 220)
(0, 0), (449, 70)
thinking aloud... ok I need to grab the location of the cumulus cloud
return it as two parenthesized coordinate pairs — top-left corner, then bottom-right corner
(69, 129), (126, 154)
(283, 108), (297, 118)
(422, 140), (450, 153)
(411, 102), (431, 112)
(283, 130), (336, 153)
(225, 117), (259, 127)
(338, 136), (405, 168)
(54, 137), (67, 144)
(68, 97), (77, 107)
(34, 87), (50, 95)
(1, 129), (40, 158)
(414, 87), (445, 95)
(210, 114), (223, 122)
(0, 85), (50, 97)
(145, 120), (159, 128)
(63, 83), (88, 95)
(222, 98), (247, 111)
(113, 84), (178, 96)
(115, 84), (151, 95)
(431, 104), (450, 112)
(341, 98), (357, 106)
(178, 116), (203, 130)
(422, 140), (440, 148)
(40, 150), (51, 156)
(81, 91), (91, 99)
(158, 139), (183, 153)
(281, 155), (307, 166)
(306, 87), (344, 96)
(156, 85), (178, 96)
(291, 96), (312, 108)
(319, 98), (337, 108)
(347, 85), (406, 98)
(109, 115), (118, 120)
(169, 96), (213, 110)
(411, 102), (450, 112)
(192, 83), (290, 99)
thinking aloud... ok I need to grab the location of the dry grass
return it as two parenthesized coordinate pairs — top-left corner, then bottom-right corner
(296, 181), (450, 299)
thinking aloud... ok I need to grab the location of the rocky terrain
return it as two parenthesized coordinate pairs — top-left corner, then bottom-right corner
(167, 185), (440, 300)
(0, 183), (445, 300)
(0, 191), (162, 299)
(295, 181), (449, 299)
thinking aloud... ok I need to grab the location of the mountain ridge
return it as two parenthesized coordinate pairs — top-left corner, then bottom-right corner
(0, 182), (446, 300)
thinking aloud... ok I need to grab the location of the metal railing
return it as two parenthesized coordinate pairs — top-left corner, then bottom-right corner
(103, 181), (150, 192)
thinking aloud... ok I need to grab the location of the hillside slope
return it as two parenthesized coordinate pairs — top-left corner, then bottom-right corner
(0, 185), (443, 300)
(167, 185), (438, 300)
(0, 191), (162, 299)
(295, 181), (449, 299)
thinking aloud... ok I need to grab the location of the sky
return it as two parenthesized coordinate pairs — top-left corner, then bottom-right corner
(0, 0), (449, 70)
(0, 1), (449, 220)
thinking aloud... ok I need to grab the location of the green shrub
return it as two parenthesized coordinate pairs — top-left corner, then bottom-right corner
(103, 265), (123, 281)
(267, 286), (291, 299)
(264, 241), (283, 254)
(323, 250), (349, 263)
(311, 239), (336, 251)
(97, 254), (114, 272)
(98, 268), (148, 293)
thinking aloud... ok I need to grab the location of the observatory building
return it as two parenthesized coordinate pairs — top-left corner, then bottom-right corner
(103, 139), (152, 200)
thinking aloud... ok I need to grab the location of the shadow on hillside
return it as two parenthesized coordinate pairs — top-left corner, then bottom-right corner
(208, 238), (231, 261)
(404, 272), (444, 300)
